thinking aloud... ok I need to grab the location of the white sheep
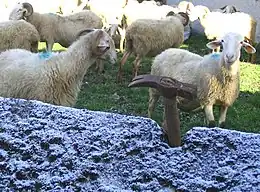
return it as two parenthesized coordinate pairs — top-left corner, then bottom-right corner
(0, 20), (40, 53)
(9, 2), (117, 73)
(119, 0), (180, 52)
(199, 11), (256, 43)
(9, 2), (103, 51)
(0, 29), (113, 107)
(86, 0), (126, 33)
(196, 8), (257, 63)
(148, 32), (256, 128)
(117, 12), (189, 81)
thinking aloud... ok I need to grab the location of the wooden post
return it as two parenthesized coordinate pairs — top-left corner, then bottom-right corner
(163, 97), (181, 147)
(128, 74), (197, 147)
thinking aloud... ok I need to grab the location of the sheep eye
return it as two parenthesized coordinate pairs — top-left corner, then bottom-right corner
(240, 41), (244, 44)
(221, 40), (224, 43)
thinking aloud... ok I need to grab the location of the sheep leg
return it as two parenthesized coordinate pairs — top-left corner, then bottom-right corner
(148, 88), (160, 118)
(46, 41), (54, 52)
(218, 105), (228, 128)
(117, 51), (131, 82)
(133, 55), (142, 78)
(204, 104), (216, 127)
(250, 53), (256, 64)
(119, 28), (126, 53)
(95, 59), (104, 73)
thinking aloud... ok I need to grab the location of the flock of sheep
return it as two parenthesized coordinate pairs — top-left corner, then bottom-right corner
(0, 0), (258, 128)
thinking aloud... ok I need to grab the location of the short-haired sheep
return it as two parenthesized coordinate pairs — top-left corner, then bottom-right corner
(0, 29), (113, 107)
(117, 12), (189, 82)
(0, 20), (40, 53)
(9, 2), (117, 73)
(148, 32), (256, 128)
(119, 0), (180, 52)
(9, 2), (103, 51)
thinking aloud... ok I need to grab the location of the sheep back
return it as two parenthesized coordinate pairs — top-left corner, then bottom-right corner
(201, 12), (257, 42)
(125, 17), (184, 57)
(56, 11), (103, 47)
(25, 10), (103, 48)
(0, 20), (40, 53)
(151, 48), (203, 85)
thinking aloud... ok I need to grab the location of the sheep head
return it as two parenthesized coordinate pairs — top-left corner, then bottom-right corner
(178, 1), (195, 15)
(193, 5), (211, 21)
(77, 29), (112, 57)
(206, 32), (256, 68)
(9, 2), (34, 20)
(219, 5), (238, 13)
(166, 11), (189, 26)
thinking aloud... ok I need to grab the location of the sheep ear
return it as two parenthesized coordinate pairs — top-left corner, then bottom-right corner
(166, 11), (176, 17)
(242, 41), (256, 54)
(206, 40), (221, 49)
(22, 2), (33, 17)
(108, 24), (118, 37)
(76, 29), (95, 38)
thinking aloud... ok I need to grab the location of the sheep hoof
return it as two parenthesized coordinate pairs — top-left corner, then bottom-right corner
(98, 68), (105, 74)
(208, 121), (216, 128)
(219, 122), (226, 128)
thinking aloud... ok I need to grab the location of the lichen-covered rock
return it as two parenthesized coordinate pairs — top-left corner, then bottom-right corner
(0, 97), (259, 191)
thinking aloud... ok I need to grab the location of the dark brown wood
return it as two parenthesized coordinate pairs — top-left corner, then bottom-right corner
(128, 74), (197, 100)
(163, 98), (181, 147)
(128, 74), (197, 147)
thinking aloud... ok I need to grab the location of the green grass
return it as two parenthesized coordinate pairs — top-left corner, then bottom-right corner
(38, 35), (260, 135)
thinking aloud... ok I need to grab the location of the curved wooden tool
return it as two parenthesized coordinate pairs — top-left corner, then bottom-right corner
(128, 74), (196, 100)
(128, 74), (197, 147)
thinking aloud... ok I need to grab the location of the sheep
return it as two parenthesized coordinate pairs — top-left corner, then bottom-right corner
(197, 10), (256, 42)
(9, 2), (117, 73)
(0, 29), (113, 107)
(177, 1), (194, 15)
(17, 0), (63, 14)
(212, 5), (239, 14)
(148, 32), (256, 128)
(119, 0), (180, 52)
(86, 0), (126, 34)
(201, 11), (257, 63)
(9, 2), (103, 51)
(117, 12), (189, 81)
(0, 20), (40, 53)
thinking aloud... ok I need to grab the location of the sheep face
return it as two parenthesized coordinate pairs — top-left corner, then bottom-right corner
(106, 39), (117, 64)
(77, 29), (112, 57)
(9, 2), (34, 20)
(166, 12), (189, 27)
(206, 32), (256, 67)
(94, 30), (113, 57)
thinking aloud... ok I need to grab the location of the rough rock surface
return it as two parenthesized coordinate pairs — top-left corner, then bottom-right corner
(0, 97), (260, 192)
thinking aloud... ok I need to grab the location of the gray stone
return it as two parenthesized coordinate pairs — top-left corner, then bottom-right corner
(0, 97), (259, 191)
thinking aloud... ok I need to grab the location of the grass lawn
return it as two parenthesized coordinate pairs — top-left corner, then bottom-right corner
(39, 35), (260, 135)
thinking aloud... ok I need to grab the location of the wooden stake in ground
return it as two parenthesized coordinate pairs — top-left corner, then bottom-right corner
(128, 74), (197, 147)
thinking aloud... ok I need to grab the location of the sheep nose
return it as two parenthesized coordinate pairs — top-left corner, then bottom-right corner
(225, 54), (235, 61)
(105, 46), (110, 51)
